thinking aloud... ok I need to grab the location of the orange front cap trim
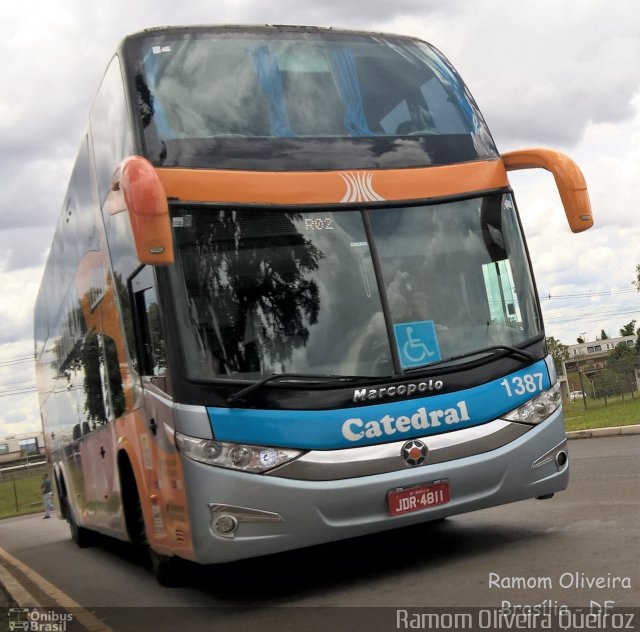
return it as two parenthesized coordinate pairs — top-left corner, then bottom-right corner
(155, 160), (508, 206)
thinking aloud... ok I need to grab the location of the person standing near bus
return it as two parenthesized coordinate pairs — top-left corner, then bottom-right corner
(41, 473), (53, 519)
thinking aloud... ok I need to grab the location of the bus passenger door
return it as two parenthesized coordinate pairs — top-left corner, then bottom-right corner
(130, 266), (190, 555)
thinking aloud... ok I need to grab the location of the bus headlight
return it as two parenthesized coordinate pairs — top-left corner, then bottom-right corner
(175, 432), (303, 473)
(502, 383), (562, 425)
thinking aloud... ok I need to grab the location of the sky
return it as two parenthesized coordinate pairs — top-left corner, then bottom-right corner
(1, 0), (640, 437)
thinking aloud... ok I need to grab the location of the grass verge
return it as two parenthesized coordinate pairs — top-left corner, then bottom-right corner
(564, 394), (640, 432)
(0, 475), (43, 519)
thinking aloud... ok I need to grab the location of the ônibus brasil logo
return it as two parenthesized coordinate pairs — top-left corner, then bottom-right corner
(8, 608), (73, 632)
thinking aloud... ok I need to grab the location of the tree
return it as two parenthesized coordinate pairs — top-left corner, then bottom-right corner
(600, 329), (609, 340)
(619, 320), (637, 337)
(633, 264), (640, 292)
(592, 368), (617, 403)
(546, 336), (569, 374)
(576, 337), (585, 344)
(607, 342), (638, 399)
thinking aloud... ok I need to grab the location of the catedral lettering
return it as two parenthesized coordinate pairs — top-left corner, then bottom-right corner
(342, 402), (470, 441)
(35, 24), (593, 585)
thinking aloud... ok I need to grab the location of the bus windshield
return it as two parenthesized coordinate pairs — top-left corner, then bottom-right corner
(127, 28), (497, 170)
(168, 193), (542, 380)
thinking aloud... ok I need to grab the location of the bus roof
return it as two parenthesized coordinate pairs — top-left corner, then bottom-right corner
(122, 24), (427, 43)
(120, 25), (498, 171)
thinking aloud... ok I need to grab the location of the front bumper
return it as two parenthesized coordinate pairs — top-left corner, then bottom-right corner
(182, 407), (568, 564)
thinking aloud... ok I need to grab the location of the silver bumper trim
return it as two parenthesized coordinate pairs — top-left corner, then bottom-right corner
(531, 439), (568, 470)
(208, 503), (284, 523)
(268, 419), (531, 481)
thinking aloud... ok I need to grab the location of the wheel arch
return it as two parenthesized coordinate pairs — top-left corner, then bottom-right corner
(117, 447), (145, 547)
(52, 459), (71, 521)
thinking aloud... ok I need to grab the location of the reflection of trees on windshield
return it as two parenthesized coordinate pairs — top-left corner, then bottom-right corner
(186, 211), (322, 374)
(135, 74), (154, 128)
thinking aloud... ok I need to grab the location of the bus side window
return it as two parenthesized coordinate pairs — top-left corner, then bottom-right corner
(82, 332), (125, 426)
(131, 266), (167, 377)
(91, 55), (133, 205)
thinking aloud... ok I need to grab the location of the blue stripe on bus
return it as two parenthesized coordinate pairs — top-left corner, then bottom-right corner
(207, 359), (551, 450)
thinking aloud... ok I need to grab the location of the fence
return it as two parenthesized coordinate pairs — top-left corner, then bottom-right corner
(0, 462), (47, 517)
(0, 459), (46, 481)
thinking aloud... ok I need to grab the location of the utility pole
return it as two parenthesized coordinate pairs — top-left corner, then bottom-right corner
(578, 370), (588, 409)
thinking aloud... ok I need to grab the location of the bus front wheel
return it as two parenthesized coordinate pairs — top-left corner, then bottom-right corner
(131, 485), (185, 586)
(149, 549), (184, 587)
(120, 455), (185, 586)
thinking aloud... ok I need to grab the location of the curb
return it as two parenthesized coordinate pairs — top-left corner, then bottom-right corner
(566, 424), (640, 440)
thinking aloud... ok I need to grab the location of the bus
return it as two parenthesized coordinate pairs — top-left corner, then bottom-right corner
(34, 25), (593, 585)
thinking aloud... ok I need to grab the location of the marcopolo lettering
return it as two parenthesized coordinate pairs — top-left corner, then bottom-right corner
(342, 401), (470, 442)
(353, 379), (444, 403)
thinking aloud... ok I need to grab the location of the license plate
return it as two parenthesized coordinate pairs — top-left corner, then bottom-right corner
(387, 480), (450, 516)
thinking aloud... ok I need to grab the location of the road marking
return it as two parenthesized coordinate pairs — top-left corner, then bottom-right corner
(0, 544), (112, 632)
(0, 559), (39, 607)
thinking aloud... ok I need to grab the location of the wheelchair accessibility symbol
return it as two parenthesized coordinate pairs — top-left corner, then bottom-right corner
(393, 321), (441, 369)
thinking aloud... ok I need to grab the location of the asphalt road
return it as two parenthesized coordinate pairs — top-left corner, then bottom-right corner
(0, 435), (638, 631)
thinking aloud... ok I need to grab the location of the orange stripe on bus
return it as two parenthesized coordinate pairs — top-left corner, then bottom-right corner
(155, 160), (508, 205)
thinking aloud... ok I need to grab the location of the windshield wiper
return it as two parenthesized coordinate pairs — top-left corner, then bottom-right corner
(227, 372), (374, 405)
(403, 345), (535, 374)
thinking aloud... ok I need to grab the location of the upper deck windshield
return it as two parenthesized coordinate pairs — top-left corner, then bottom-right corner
(124, 27), (498, 170)
(168, 194), (542, 381)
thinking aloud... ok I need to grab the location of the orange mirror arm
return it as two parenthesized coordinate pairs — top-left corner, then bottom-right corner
(502, 148), (594, 233)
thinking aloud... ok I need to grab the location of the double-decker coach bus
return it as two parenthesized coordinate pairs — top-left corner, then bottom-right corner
(34, 25), (593, 585)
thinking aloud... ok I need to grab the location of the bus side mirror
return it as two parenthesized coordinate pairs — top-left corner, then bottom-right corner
(105, 156), (174, 265)
(502, 148), (594, 233)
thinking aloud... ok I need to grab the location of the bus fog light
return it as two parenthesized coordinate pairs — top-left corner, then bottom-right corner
(215, 515), (238, 536)
(555, 450), (568, 468)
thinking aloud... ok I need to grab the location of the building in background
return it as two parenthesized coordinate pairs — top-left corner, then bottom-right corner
(560, 335), (640, 401)
(0, 431), (45, 465)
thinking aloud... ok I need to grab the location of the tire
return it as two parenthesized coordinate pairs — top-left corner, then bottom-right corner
(149, 549), (185, 587)
(64, 498), (95, 548)
(130, 485), (185, 587)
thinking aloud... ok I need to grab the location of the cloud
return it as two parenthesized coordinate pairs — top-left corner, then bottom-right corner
(423, 1), (640, 150)
(0, 156), (72, 238)
(0, 392), (40, 437)
(1, 0), (640, 434)
(0, 263), (42, 342)
(0, 336), (39, 438)
(0, 228), (51, 272)
(502, 91), (640, 345)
